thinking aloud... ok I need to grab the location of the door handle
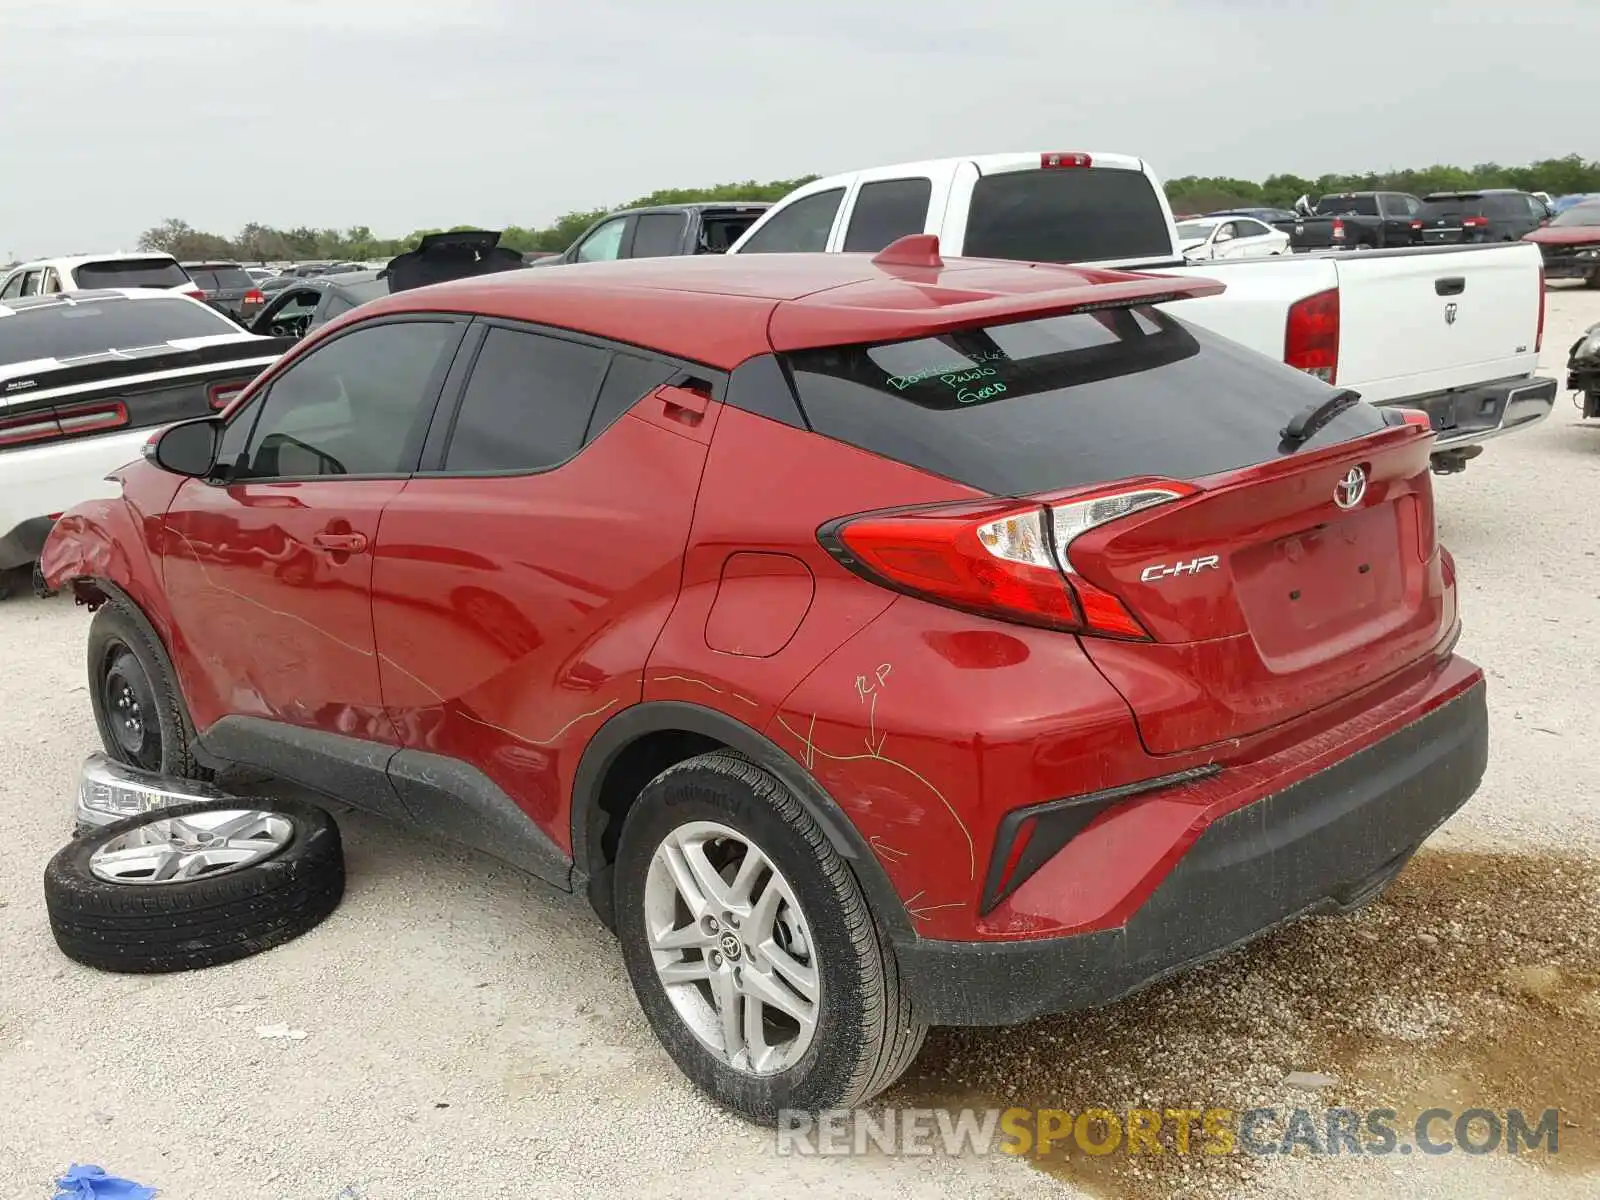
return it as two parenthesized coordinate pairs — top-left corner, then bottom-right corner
(1435, 277), (1466, 296)
(312, 531), (368, 554)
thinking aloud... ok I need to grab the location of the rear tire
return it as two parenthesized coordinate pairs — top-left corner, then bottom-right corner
(614, 751), (927, 1123)
(87, 599), (213, 782)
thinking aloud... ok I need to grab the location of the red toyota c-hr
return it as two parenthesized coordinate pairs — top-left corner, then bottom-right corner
(42, 238), (1487, 1122)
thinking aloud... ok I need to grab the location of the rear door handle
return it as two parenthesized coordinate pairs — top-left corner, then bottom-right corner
(1435, 276), (1466, 296)
(312, 532), (368, 554)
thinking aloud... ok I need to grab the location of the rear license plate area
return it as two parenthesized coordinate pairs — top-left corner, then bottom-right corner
(1231, 505), (1407, 655)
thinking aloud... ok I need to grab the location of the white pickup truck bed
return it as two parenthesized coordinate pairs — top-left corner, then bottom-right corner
(727, 151), (1555, 470)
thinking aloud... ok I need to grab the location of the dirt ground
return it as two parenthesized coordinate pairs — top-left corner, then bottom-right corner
(0, 288), (1595, 1200)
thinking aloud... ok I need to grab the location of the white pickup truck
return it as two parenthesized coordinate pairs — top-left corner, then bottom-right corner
(726, 151), (1556, 473)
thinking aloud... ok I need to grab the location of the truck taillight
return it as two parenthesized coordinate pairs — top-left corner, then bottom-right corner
(1285, 287), (1340, 384)
(1536, 264), (1546, 353)
(1331, 218), (1345, 241)
(820, 484), (1192, 640)
(1040, 152), (1092, 169)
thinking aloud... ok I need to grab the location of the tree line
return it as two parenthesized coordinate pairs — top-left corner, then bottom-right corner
(117, 153), (1600, 265)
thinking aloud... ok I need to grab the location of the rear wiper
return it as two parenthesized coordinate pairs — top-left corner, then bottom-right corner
(1280, 388), (1362, 450)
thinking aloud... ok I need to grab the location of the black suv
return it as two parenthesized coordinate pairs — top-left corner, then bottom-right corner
(181, 262), (265, 324)
(1415, 190), (1551, 245)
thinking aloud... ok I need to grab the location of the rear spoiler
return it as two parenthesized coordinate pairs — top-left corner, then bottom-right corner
(0, 339), (291, 403)
(381, 229), (527, 293)
(767, 234), (1227, 352)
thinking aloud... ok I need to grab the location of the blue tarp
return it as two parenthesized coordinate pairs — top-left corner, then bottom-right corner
(52, 1165), (157, 1200)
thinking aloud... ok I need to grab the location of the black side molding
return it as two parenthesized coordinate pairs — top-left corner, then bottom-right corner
(1434, 276), (1466, 296)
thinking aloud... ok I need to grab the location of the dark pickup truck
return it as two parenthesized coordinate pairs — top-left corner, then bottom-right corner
(535, 202), (771, 267)
(1281, 191), (1424, 251)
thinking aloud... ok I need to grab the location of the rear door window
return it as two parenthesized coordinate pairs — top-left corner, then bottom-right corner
(737, 189), (845, 254)
(72, 259), (191, 289)
(628, 212), (686, 259)
(963, 167), (1172, 263)
(784, 308), (1386, 495)
(442, 327), (610, 473)
(842, 178), (932, 252)
(585, 352), (677, 441)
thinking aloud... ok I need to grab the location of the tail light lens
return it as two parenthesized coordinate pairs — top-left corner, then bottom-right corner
(244, 288), (265, 306)
(207, 381), (247, 410)
(1536, 265), (1546, 353)
(0, 401), (127, 449)
(1331, 218), (1345, 241)
(191, 288), (208, 303)
(1410, 219), (1424, 230)
(1390, 407), (1435, 430)
(1285, 287), (1340, 383)
(820, 483), (1192, 639)
(1462, 216), (1489, 229)
(1040, 152), (1092, 168)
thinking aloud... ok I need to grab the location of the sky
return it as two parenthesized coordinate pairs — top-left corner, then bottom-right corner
(1, 0), (1593, 256)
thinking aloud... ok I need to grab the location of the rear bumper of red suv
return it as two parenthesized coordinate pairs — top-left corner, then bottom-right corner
(891, 675), (1488, 1026)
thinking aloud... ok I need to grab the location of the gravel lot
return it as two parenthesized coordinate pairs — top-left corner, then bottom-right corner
(1, 290), (1596, 1200)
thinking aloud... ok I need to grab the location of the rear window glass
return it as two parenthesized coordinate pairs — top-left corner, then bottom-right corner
(964, 168), (1172, 263)
(71, 259), (191, 289)
(783, 308), (1387, 495)
(0, 297), (236, 366)
(186, 266), (252, 289)
(1419, 197), (1485, 220)
(1314, 195), (1379, 217)
(1550, 203), (1600, 228)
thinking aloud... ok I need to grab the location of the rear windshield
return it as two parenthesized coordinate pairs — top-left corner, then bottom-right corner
(964, 167), (1173, 263)
(783, 308), (1387, 495)
(0, 297), (236, 366)
(186, 266), (253, 290)
(71, 259), (191, 289)
(1314, 195), (1379, 217)
(1419, 197), (1485, 220)
(1549, 204), (1600, 228)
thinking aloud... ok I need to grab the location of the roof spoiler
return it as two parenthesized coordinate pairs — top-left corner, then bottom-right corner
(381, 229), (527, 293)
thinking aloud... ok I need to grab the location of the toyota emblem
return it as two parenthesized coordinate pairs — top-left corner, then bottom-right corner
(1334, 466), (1367, 510)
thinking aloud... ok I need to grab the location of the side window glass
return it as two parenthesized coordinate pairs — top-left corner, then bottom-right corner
(585, 352), (677, 442)
(627, 213), (686, 259)
(737, 189), (845, 254)
(842, 177), (933, 252)
(19, 270), (41, 296)
(232, 321), (456, 480)
(443, 327), (609, 473)
(1, 273), (23, 300)
(575, 219), (629, 263)
(41, 270), (61, 294)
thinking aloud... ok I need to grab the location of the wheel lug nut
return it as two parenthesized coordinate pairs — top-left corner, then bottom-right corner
(708, 951), (722, 968)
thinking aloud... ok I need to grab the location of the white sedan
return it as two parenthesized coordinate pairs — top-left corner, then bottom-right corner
(1175, 216), (1290, 261)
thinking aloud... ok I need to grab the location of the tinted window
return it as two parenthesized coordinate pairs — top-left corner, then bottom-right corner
(843, 178), (932, 252)
(0, 274), (23, 300)
(0, 296), (236, 366)
(443, 327), (609, 473)
(784, 308), (1384, 495)
(1483, 195), (1525, 219)
(1314, 195), (1379, 217)
(188, 266), (251, 289)
(575, 218), (628, 263)
(629, 212), (685, 259)
(1234, 219), (1272, 238)
(964, 168), (1171, 263)
(698, 212), (763, 253)
(1549, 203), (1600, 228)
(72, 259), (191, 289)
(1419, 197), (1480, 220)
(232, 321), (456, 479)
(737, 189), (845, 254)
(585, 352), (677, 441)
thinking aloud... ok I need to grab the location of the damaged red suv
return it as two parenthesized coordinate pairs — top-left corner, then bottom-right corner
(43, 238), (1487, 1122)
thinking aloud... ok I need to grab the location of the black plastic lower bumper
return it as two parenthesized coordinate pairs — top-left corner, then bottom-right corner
(893, 678), (1489, 1027)
(0, 515), (55, 572)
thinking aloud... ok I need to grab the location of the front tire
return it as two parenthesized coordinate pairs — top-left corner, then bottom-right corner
(614, 751), (927, 1123)
(88, 600), (213, 781)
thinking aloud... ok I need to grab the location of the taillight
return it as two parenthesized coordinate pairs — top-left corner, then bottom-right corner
(207, 381), (247, 410)
(191, 288), (208, 302)
(820, 483), (1191, 639)
(1536, 264), (1546, 353)
(244, 288), (265, 306)
(0, 401), (127, 449)
(1040, 152), (1092, 168)
(1285, 287), (1340, 383)
(1391, 408), (1434, 430)
(1331, 218), (1345, 241)
(1410, 220), (1423, 230)
(1462, 216), (1489, 229)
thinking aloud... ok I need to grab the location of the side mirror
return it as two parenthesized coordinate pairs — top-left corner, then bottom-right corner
(147, 417), (220, 478)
